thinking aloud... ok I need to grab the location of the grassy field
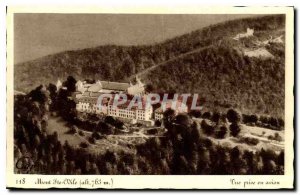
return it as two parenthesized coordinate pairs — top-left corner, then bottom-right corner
(193, 118), (284, 153)
(209, 126), (284, 153)
(47, 116), (160, 155)
(47, 116), (136, 155)
(47, 115), (284, 157)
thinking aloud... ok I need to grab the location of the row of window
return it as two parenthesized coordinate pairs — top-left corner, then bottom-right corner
(119, 114), (135, 119)
(77, 103), (152, 120)
(119, 110), (135, 115)
(77, 104), (89, 109)
(155, 113), (163, 120)
(79, 99), (97, 104)
(110, 112), (117, 116)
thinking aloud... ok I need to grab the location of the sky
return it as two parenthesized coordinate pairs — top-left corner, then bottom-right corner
(14, 14), (259, 64)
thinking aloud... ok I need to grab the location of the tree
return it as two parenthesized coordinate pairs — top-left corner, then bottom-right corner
(201, 119), (214, 136)
(215, 125), (227, 139)
(175, 114), (192, 127)
(277, 117), (284, 129)
(78, 130), (85, 136)
(197, 147), (211, 174)
(211, 111), (221, 124)
(263, 160), (277, 174)
(259, 115), (269, 124)
(273, 132), (283, 142)
(28, 85), (50, 105)
(104, 151), (119, 164)
(33, 135), (41, 148)
(270, 117), (279, 127)
(80, 142), (89, 148)
(202, 111), (212, 119)
(229, 123), (242, 137)
(97, 122), (114, 135)
(104, 116), (115, 125)
(67, 125), (78, 134)
(249, 114), (258, 123)
(189, 110), (201, 118)
(64, 76), (77, 92)
(145, 84), (155, 93)
(52, 131), (59, 143)
(63, 140), (70, 150)
(242, 150), (254, 174)
(47, 83), (57, 100)
(114, 119), (124, 129)
(160, 158), (170, 174)
(227, 109), (242, 123)
(191, 121), (201, 142)
(220, 114), (229, 124)
(92, 131), (102, 140)
(277, 150), (284, 166)
(88, 136), (96, 144)
(154, 120), (161, 127)
(163, 109), (176, 126)
(164, 109), (176, 119)
(229, 146), (245, 174)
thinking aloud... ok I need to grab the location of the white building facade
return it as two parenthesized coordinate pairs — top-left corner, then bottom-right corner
(74, 78), (188, 123)
(75, 78), (154, 122)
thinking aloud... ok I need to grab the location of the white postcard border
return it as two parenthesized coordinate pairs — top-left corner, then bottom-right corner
(6, 6), (294, 189)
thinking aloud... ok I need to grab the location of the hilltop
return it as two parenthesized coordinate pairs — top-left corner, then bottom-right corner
(14, 15), (285, 117)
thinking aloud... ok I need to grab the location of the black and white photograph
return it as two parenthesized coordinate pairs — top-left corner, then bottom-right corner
(5, 6), (294, 189)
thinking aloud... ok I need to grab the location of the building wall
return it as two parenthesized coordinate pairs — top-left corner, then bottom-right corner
(155, 112), (163, 121)
(74, 79), (151, 121)
(107, 105), (153, 121)
(76, 102), (89, 112)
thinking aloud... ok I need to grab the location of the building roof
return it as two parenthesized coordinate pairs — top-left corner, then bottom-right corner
(88, 82), (102, 92)
(127, 85), (145, 95)
(85, 80), (131, 92)
(77, 96), (98, 104)
(78, 91), (105, 98)
(99, 81), (130, 91)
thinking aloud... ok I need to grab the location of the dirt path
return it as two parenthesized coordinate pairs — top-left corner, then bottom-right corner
(128, 45), (213, 80)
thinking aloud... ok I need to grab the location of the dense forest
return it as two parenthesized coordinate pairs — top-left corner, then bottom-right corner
(145, 44), (284, 117)
(15, 15), (285, 117)
(14, 77), (284, 175)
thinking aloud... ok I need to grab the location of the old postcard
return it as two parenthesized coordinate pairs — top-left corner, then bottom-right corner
(6, 6), (294, 189)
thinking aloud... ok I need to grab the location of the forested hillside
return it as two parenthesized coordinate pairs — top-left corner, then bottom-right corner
(15, 15), (285, 117)
(144, 44), (284, 117)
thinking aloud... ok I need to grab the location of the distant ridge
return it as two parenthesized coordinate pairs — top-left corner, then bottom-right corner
(15, 15), (285, 117)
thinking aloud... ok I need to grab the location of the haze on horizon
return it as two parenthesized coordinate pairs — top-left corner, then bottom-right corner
(14, 13), (261, 64)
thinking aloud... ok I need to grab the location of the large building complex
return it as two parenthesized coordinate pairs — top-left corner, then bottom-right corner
(71, 77), (187, 124)
(76, 77), (145, 95)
